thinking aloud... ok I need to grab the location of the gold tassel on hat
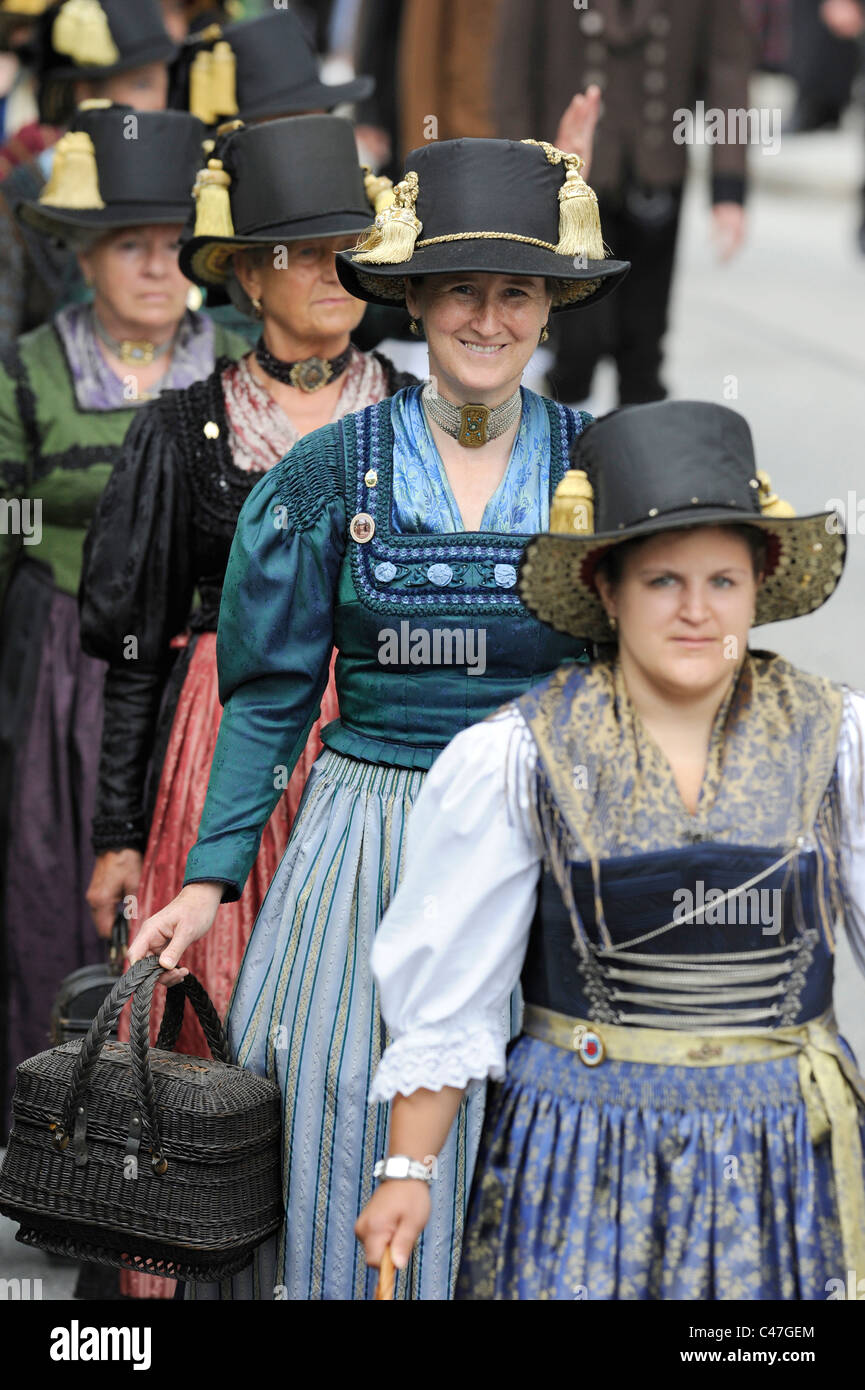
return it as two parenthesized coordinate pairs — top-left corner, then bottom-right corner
(52, 0), (120, 68)
(362, 167), (395, 216)
(353, 171), (421, 265)
(757, 469), (796, 518)
(550, 469), (594, 534)
(39, 130), (105, 209)
(2, 0), (51, 13)
(211, 41), (238, 118)
(190, 49), (216, 125)
(522, 139), (606, 261)
(190, 41), (238, 125)
(192, 158), (234, 238)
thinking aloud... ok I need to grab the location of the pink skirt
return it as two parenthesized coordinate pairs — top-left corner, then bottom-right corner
(121, 633), (337, 1298)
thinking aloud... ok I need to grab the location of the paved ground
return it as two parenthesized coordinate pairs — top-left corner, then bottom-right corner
(2, 78), (864, 1299)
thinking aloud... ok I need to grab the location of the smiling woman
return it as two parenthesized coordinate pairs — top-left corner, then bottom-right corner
(119, 134), (629, 1302)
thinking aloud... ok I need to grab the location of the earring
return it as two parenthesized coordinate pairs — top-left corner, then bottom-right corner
(609, 616), (618, 633)
(251, 297), (263, 319)
(408, 317), (422, 337)
(539, 323), (550, 344)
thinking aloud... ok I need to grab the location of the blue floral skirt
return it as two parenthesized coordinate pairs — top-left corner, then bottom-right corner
(455, 1034), (864, 1300)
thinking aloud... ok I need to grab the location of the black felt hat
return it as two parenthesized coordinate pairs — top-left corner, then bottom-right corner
(336, 137), (630, 313)
(172, 9), (373, 127)
(179, 114), (380, 289)
(36, 0), (177, 81)
(16, 103), (206, 240)
(518, 401), (846, 640)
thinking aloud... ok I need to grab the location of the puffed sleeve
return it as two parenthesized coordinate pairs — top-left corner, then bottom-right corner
(183, 424), (347, 900)
(79, 400), (196, 852)
(369, 705), (542, 1102)
(836, 687), (865, 978)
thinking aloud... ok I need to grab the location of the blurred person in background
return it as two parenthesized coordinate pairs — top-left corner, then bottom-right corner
(0, 0), (178, 348)
(353, 0), (504, 179)
(0, 104), (246, 1143)
(787, 0), (862, 131)
(494, 0), (756, 409)
(0, 2), (45, 158)
(809, 0), (865, 252)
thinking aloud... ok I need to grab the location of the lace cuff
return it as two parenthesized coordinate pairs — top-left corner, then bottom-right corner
(369, 1009), (508, 1103)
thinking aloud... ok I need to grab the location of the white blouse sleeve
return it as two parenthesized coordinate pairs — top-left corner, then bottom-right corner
(836, 687), (865, 978)
(369, 705), (542, 1103)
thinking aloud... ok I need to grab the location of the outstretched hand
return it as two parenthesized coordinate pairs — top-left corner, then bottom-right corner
(554, 84), (602, 178)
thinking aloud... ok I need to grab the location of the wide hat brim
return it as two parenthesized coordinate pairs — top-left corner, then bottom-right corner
(237, 73), (375, 121)
(336, 237), (630, 312)
(518, 507), (846, 643)
(18, 198), (193, 241)
(180, 211), (378, 288)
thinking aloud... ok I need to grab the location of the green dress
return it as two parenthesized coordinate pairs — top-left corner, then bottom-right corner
(0, 313), (246, 1133)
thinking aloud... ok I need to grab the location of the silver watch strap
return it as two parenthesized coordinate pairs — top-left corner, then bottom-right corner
(373, 1155), (435, 1183)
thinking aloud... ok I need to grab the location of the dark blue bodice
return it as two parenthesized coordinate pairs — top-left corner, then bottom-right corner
(521, 843), (833, 1029)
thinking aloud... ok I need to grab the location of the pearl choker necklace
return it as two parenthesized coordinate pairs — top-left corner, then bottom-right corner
(421, 382), (522, 448)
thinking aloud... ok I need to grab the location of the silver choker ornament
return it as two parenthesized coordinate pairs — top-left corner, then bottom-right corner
(421, 382), (522, 448)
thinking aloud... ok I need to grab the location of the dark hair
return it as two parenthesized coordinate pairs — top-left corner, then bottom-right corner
(595, 523), (768, 590)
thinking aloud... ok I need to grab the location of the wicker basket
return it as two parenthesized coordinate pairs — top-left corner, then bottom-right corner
(0, 957), (283, 1282)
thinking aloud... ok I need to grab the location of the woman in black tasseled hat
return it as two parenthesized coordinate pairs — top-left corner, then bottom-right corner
(124, 131), (629, 1300)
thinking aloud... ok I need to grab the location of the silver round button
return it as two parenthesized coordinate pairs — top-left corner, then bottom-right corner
(580, 11), (604, 34)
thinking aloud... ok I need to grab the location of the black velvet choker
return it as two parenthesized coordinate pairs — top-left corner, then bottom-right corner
(254, 340), (353, 392)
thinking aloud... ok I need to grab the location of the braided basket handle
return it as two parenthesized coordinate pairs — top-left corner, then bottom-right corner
(57, 957), (161, 1149)
(155, 973), (230, 1062)
(57, 957), (227, 1167)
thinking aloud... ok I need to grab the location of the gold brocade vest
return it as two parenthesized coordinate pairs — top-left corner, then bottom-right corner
(514, 653), (847, 1027)
(518, 651), (844, 865)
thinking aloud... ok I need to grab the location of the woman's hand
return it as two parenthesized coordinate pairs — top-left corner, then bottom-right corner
(126, 881), (225, 987)
(87, 850), (143, 939)
(553, 84), (602, 180)
(355, 1179), (431, 1271)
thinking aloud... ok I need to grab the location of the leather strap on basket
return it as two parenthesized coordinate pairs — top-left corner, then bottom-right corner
(155, 973), (230, 1061)
(56, 957), (226, 1172)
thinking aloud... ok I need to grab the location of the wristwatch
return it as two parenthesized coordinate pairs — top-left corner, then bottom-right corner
(373, 1155), (434, 1183)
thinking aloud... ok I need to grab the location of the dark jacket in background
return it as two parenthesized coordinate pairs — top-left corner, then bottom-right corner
(493, 0), (756, 205)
